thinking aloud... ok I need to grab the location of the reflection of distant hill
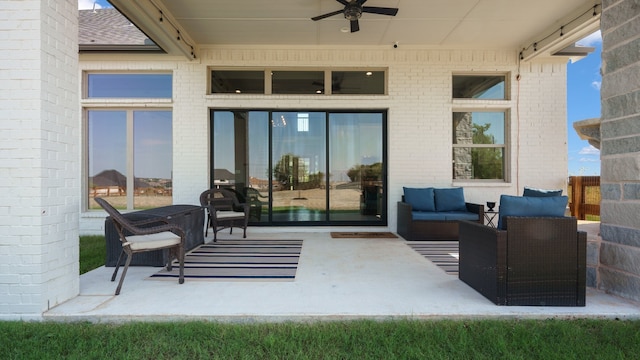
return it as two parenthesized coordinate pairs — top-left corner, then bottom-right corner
(90, 169), (152, 188)
(213, 168), (235, 180)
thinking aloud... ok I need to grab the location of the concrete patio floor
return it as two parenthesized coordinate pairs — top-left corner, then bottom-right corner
(45, 224), (640, 323)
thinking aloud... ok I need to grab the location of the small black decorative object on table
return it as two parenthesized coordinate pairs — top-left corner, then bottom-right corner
(484, 202), (498, 228)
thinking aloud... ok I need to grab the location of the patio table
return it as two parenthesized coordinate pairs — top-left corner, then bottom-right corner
(105, 204), (205, 267)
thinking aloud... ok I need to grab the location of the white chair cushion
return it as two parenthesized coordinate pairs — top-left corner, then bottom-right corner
(215, 210), (245, 219)
(127, 231), (181, 251)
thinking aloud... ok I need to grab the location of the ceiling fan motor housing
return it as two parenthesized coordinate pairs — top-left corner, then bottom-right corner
(344, 5), (362, 20)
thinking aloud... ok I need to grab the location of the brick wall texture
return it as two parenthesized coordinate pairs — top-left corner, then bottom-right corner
(0, 0), (79, 319)
(598, 0), (640, 301)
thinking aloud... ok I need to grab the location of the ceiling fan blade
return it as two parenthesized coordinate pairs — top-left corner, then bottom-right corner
(357, 0), (368, 5)
(336, 0), (350, 6)
(350, 19), (360, 33)
(362, 7), (399, 16)
(311, 10), (344, 21)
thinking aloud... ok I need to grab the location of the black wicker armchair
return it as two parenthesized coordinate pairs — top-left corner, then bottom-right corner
(458, 217), (586, 306)
(95, 198), (185, 295)
(200, 188), (249, 241)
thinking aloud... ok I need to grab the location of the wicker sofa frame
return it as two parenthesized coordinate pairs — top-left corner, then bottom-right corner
(397, 201), (484, 240)
(458, 217), (587, 306)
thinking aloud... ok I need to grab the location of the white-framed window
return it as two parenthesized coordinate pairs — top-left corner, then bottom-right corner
(452, 74), (510, 181)
(83, 72), (173, 210)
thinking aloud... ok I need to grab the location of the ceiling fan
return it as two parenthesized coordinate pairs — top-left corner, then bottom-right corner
(311, 0), (399, 33)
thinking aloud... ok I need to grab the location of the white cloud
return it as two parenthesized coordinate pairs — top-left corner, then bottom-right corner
(579, 145), (600, 155)
(78, 0), (102, 10)
(591, 81), (602, 90)
(579, 157), (600, 162)
(577, 30), (602, 47)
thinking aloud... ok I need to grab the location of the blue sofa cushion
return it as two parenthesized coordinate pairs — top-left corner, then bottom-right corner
(434, 187), (467, 212)
(412, 211), (447, 221)
(442, 211), (479, 221)
(523, 187), (563, 197)
(403, 187), (435, 212)
(497, 194), (568, 230)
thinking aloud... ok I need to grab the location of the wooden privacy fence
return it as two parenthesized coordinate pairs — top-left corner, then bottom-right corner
(568, 176), (600, 220)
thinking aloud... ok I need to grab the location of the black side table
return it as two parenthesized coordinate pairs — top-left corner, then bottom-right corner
(484, 211), (498, 228)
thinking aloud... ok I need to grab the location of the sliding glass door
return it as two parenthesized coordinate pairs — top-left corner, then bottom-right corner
(211, 109), (386, 225)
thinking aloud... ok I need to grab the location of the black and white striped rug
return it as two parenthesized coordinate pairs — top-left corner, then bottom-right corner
(150, 239), (302, 281)
(406, 241), (459, 275)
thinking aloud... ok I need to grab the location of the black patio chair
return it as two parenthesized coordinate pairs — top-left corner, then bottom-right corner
(94, 198), (185, 295)
(199, 188), (249, 241)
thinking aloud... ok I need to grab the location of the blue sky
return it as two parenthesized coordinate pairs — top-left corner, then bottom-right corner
(567, 32), (602, 176)
(79, 1), (602, 176)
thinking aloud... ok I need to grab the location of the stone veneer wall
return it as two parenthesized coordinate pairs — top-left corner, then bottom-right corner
(598, 0), (640, 301)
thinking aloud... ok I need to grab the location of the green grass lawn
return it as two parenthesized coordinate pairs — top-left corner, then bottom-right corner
(1, 319), (639, 359)
(79, 235), (106, 274)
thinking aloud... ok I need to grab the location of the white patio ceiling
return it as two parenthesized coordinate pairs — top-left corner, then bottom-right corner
(108, 0), (600, 60)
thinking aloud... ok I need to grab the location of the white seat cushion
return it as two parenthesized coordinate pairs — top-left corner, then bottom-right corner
(215, 210), (245, 219)
(127, 231), (181, 251)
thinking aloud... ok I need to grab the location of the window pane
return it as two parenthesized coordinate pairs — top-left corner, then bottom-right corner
(453, 148), (504, 180)
(453, 112), (504, 145)
(272, 71), (324, 94)
(331, 71), (384, 94)
(133, 111), (172, 209)
(88, 110), (127, 209)
(452, 75), (505, 99)
(87, 74), (172, 98)
(211, 70), (264, 94)
(329, 113), (384, 220)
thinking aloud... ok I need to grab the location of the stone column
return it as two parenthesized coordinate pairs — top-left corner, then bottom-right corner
(598, 0), (640, 301)
(0, 0), (80, 320)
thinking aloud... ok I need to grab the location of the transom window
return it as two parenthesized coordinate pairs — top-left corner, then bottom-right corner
(210, 69), (386, 95)
(452, 75), (506, 99)
(86, 73), (172, 98)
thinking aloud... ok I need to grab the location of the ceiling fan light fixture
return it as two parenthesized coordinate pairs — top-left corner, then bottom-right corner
(344, 5), (362, 21)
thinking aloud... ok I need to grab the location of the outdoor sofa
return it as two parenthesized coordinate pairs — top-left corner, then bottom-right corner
(397, 187), (483, 240)
(458, 194), (587, 306)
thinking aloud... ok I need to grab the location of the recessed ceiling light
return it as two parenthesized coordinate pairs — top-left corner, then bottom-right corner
(366, 71), (373, 76)
(340, 27), (349, 33)
(235, 89), (241, 94)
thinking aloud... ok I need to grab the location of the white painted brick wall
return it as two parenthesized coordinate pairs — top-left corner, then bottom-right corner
(0, 0), (79, 320)
(78, 47), (568, 234)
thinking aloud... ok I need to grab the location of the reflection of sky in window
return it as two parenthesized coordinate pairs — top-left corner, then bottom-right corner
(212, 111), (236, 173)
(272, 112), (326, 175)
(472, 112), (504, 144)
(88, 74), (172, 98)
(134, 111), (172, 178)
(330, 113), (383, 181)
(89, 111), (126, 176)
(88, 110), (172, 178)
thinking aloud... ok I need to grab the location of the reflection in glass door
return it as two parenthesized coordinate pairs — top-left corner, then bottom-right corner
(211, 109), (386, 225)
(328, 113), (383, 221)
(271, 112), (326, 222)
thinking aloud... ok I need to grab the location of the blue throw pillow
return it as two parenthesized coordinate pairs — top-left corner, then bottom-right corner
(434, 187), (467, 212)
(497, 194), (568, 230)
(403, 187), (435, 212)
(523, 187), (563, 197)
